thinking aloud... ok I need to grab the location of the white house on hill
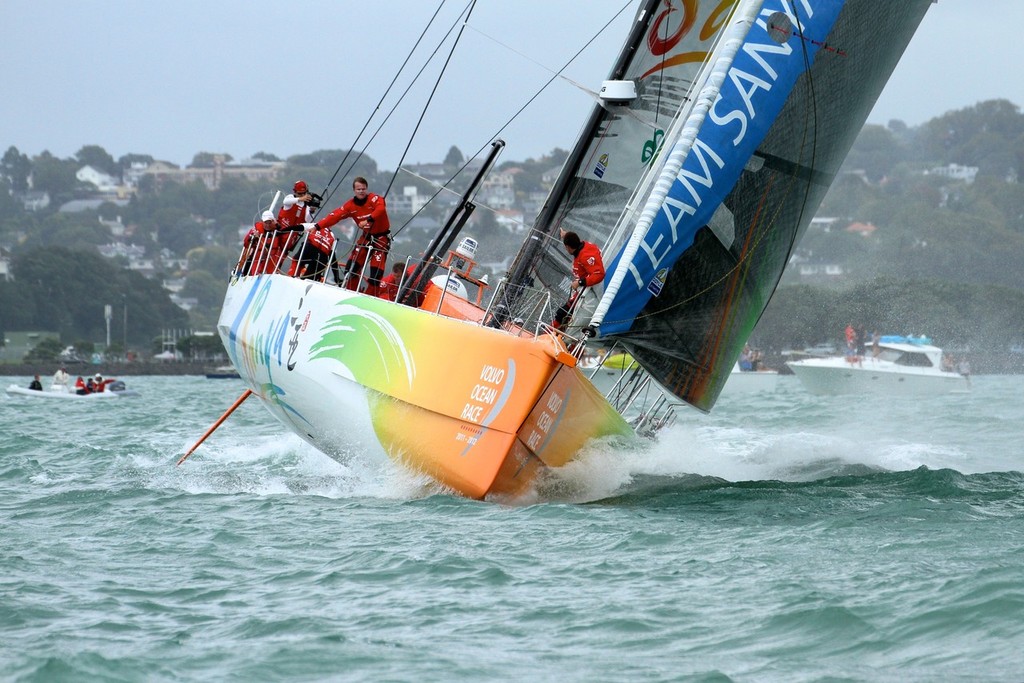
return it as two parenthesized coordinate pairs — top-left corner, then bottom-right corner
(76, 165), (119, 193)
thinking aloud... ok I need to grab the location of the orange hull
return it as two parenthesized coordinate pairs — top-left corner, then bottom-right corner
(219, 274), (632, 499)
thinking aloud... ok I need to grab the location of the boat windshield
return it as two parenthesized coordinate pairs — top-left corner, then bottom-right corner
(893, 350), (934, 368)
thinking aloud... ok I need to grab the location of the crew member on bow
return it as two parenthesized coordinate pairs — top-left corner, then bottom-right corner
(277, 179), (318, 228)
(240, 211), (300, 275)
(289, 221), (338, 281)
(552, 230), (605, 331)
(314, 176), (391, 297)
(379, 262), (407, 302)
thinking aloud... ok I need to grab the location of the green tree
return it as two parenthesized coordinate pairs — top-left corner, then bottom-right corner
(76, 145), (118, 177)
(30, 151), (78, 199)
(444, 145), (464, 167)
(916, 99), (1024, 177)
(2, 146), (32, 192)
(176, 334), (225, 361)
(191, 152), (233, 167)
(187, 245), (236, 276)
(182, 270), (227, 309)
(841, 124), (904, 181)
(11, 247), (189, 346)
(18, 211), (110, 252)
(23, 337), (64, 363)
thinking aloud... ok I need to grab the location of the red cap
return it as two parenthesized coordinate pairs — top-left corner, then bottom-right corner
(293, 180), (308, 194)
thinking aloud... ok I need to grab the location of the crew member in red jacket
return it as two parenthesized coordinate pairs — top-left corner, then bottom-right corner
(552, 230), (605, 330)
(241, 211), (299, 275)
(315, 177), (391, 297)
(277, 179), (316, 228)
(378, 263), (407, 301)
(289, 222), (338, 281)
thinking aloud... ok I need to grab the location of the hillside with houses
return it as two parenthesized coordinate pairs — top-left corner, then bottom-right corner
(2, 99), (1023, 365)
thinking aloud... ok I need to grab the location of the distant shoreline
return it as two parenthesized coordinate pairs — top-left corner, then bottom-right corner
(4, 351), (1021, 381)
(1, 362), (218, 378)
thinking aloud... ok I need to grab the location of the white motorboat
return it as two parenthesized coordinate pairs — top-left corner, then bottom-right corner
(204, 365), (241, 379)
(726, 363), (780, 395)
(5, 381), (139, 400)
(786, 336), (969, 395)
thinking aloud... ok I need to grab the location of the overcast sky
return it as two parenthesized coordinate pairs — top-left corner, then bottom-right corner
(2, 1), (1020, 171)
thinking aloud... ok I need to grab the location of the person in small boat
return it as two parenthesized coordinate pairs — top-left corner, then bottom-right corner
(84, 377), (95, 394)
(53, 366), (70, 388)
(92, 373), (118, 393)
(551, 230), (605, 331)
(314, 177), (391, 297)
(75, 376), (88, 395)
(739, 344), (754, 371)
(28, 375), (43, 391)
(277, 179), (318, 229)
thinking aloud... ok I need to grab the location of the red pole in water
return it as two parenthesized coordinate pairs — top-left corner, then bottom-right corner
(177, 389), (252, 466)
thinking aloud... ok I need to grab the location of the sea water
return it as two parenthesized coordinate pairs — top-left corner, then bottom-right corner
(2, 374), (1022, 682)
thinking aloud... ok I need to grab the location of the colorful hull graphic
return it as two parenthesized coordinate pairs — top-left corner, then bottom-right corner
(218, 274), (632, 499)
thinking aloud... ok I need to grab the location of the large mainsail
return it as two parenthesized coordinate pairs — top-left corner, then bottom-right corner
(510, 0), (932, 412)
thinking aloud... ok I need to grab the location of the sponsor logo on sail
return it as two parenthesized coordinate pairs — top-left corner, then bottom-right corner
(647, 268), (669, 297)
(593, 153), (609, 178)
(647, 0), (697, 56)
(642, 129), (665, 164)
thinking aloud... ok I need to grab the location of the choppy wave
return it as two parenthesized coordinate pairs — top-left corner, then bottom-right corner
(3, 375), (1024, 681)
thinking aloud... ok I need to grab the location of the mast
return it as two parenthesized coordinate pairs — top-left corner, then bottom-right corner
(505, 0), (663, 289)
(398, 140), (505, 307)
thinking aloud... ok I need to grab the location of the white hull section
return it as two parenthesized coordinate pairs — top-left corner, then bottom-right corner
(787, 357), (969, 396)
(218, 279), (386, 463)
(724, 368), (780, 395)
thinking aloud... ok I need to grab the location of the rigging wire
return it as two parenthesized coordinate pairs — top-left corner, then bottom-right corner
(319, 0), (472, 214)
(455, 0), (635, 173)
(315, 0), (456, 211)
(778, 5), (821, 271)
(386, 0), (634, 241)
(654, 2), (667, 124)
(382, 0), (481, 199)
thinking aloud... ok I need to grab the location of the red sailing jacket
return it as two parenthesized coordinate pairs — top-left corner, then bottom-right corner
(277, 195), (314, 228)
(379, 272), (401, 301)
(572, 241), (605, 288)
(307, 225), (337, 254)
(317, 193), (390, 236)
(248, 220), (298, 274)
